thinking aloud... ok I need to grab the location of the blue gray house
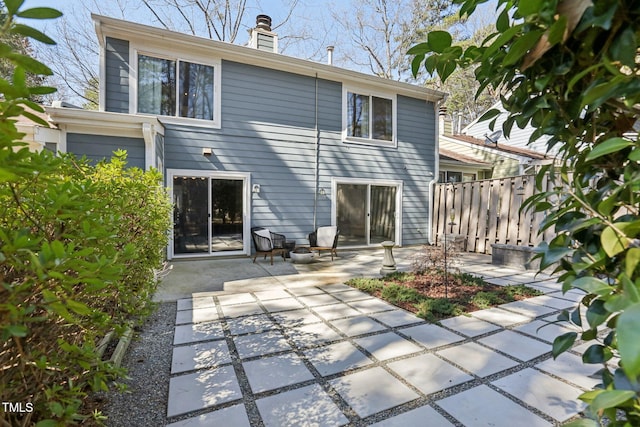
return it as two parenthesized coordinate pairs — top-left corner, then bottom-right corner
(42, 14), (445, 260)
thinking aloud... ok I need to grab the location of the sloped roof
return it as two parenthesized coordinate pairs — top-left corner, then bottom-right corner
(92, 14), (446, 103)
(439, 148), (491, 166)
(15, 106), (57, 129)
(445, 133), (549, 160)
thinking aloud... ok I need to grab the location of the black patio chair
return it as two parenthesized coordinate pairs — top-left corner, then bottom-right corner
(308, 226), (340, 261)
(251, 227), (287, 265)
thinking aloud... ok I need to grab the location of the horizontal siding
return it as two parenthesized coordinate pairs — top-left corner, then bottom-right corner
(105, 37), (129, 114)
(316, 90), (436, 246)
(163, 60), (436, 245)
(222, 60), (316, 129)
(67, 133), (145, 169)
(440, 138), (521, 177)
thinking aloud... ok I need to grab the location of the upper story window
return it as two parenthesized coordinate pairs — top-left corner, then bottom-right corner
(137, 53), (220, 127)
(343, 87), (396, 147)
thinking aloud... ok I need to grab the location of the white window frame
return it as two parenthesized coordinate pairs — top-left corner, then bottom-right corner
(331, 177), (403, 246)
(131, 49), (222, 129)
(167, 169), (251, 259)
(342, 85), (397, 148)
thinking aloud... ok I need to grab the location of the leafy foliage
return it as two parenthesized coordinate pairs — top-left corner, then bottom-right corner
(410, 0), (640, 424)
(345, 272), (540, 322)
(0, 2), (172, 425)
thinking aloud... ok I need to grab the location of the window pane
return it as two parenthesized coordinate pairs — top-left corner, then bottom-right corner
(347, 92), (369, 138)
(179, 61), (214, 120)
(448, 172), (462, 183)
(372, 96), (392, 141)
(138, 55), (176, 116)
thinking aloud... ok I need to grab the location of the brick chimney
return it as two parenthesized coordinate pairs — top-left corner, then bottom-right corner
(249, 15), (278, 53)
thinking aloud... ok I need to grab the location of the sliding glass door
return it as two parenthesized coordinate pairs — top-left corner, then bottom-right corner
(370, 185), (397, 244)
(171, 171), (248, 257)
(335, 180), (400, 246)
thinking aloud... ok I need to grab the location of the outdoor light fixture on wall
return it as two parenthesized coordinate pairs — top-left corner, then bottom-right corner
(252, 184), (261, 194)
(202, 147), (213, 156)
(318, 188), (326, 196)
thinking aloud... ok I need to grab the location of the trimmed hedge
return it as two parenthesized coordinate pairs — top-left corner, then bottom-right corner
(1, 5), (172, 424)
(0, 149), (172, 425)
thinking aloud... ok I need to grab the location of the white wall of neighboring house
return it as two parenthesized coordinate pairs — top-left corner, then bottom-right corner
(462, 102), (556, 155)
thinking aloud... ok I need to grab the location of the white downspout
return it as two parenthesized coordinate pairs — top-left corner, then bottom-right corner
(313, 73), (320, 230)
(427, 99), (444, 244)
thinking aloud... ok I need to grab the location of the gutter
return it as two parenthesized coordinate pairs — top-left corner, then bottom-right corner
(92, 14), (446, 103)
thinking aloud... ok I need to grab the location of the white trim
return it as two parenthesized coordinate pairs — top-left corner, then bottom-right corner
(141, 123), (156, 170)
(46, 107), (165, 139)
(167, 169), (251, 260)
(98, 24), (106, 111)
(342, 85), (397, 148)
(93, 14), (445, 103)
(131, 49), (222, 129)
(128, 46), (136, 117)
(331, 177), (403, 247)
(250, 28), (279, 53)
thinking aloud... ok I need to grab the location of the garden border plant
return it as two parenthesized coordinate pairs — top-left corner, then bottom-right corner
(0, 2), (172, 425)
(346, 244), (541, 322)
(409, 0), (640, 424)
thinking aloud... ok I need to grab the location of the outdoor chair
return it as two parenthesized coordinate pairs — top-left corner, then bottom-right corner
(251, 227), (287, 265)
(309, 226), (339, 260)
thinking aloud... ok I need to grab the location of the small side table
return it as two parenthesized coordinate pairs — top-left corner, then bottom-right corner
(284, 240), (296, 258)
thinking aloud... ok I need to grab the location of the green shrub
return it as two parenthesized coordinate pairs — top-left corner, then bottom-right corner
(417, 299), (464, 321)
(0, 5), (172, 424)
(457, 272), (485, 287)
(380, 283), (424, 304)
(0, 150), (171, 425)
(346, 277), (384, 293)
(504, 285), (542, 299)
(470, 291), (505, 309)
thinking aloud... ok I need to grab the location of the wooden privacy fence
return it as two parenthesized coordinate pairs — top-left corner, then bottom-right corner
(432, 175), (556, 254)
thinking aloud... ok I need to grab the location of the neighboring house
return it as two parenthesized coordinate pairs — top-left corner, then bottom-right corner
(438, 148), (492, 182)
(438, 109), (552, 179)
(461, 101), (556, 155)
(39, 14), (445, 259)
(15, 107), (60, 153)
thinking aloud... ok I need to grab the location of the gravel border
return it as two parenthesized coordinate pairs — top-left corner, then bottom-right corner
(101, 302), (176, 427)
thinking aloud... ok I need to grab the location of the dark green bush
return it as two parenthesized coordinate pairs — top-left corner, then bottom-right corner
(417, 299), (464, 321)
(0, 4), (172, 424)
(0, 149), (172, 425)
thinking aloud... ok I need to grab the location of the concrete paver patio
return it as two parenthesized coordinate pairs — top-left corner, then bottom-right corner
(161, 249), (594, 426)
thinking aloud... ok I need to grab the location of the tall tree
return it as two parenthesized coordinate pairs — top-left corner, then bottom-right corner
(138, 0), (300, 42)
(330, 0), (498, 126)
(36, 0), (304, 109)
(425, 22), (502, 128)
(330, 0), (457, 80)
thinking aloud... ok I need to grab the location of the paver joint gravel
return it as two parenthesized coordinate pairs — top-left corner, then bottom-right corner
(105, 252), (593, 427)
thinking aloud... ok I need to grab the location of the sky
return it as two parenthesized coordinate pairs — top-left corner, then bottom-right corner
(18, 0), (499, 105)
